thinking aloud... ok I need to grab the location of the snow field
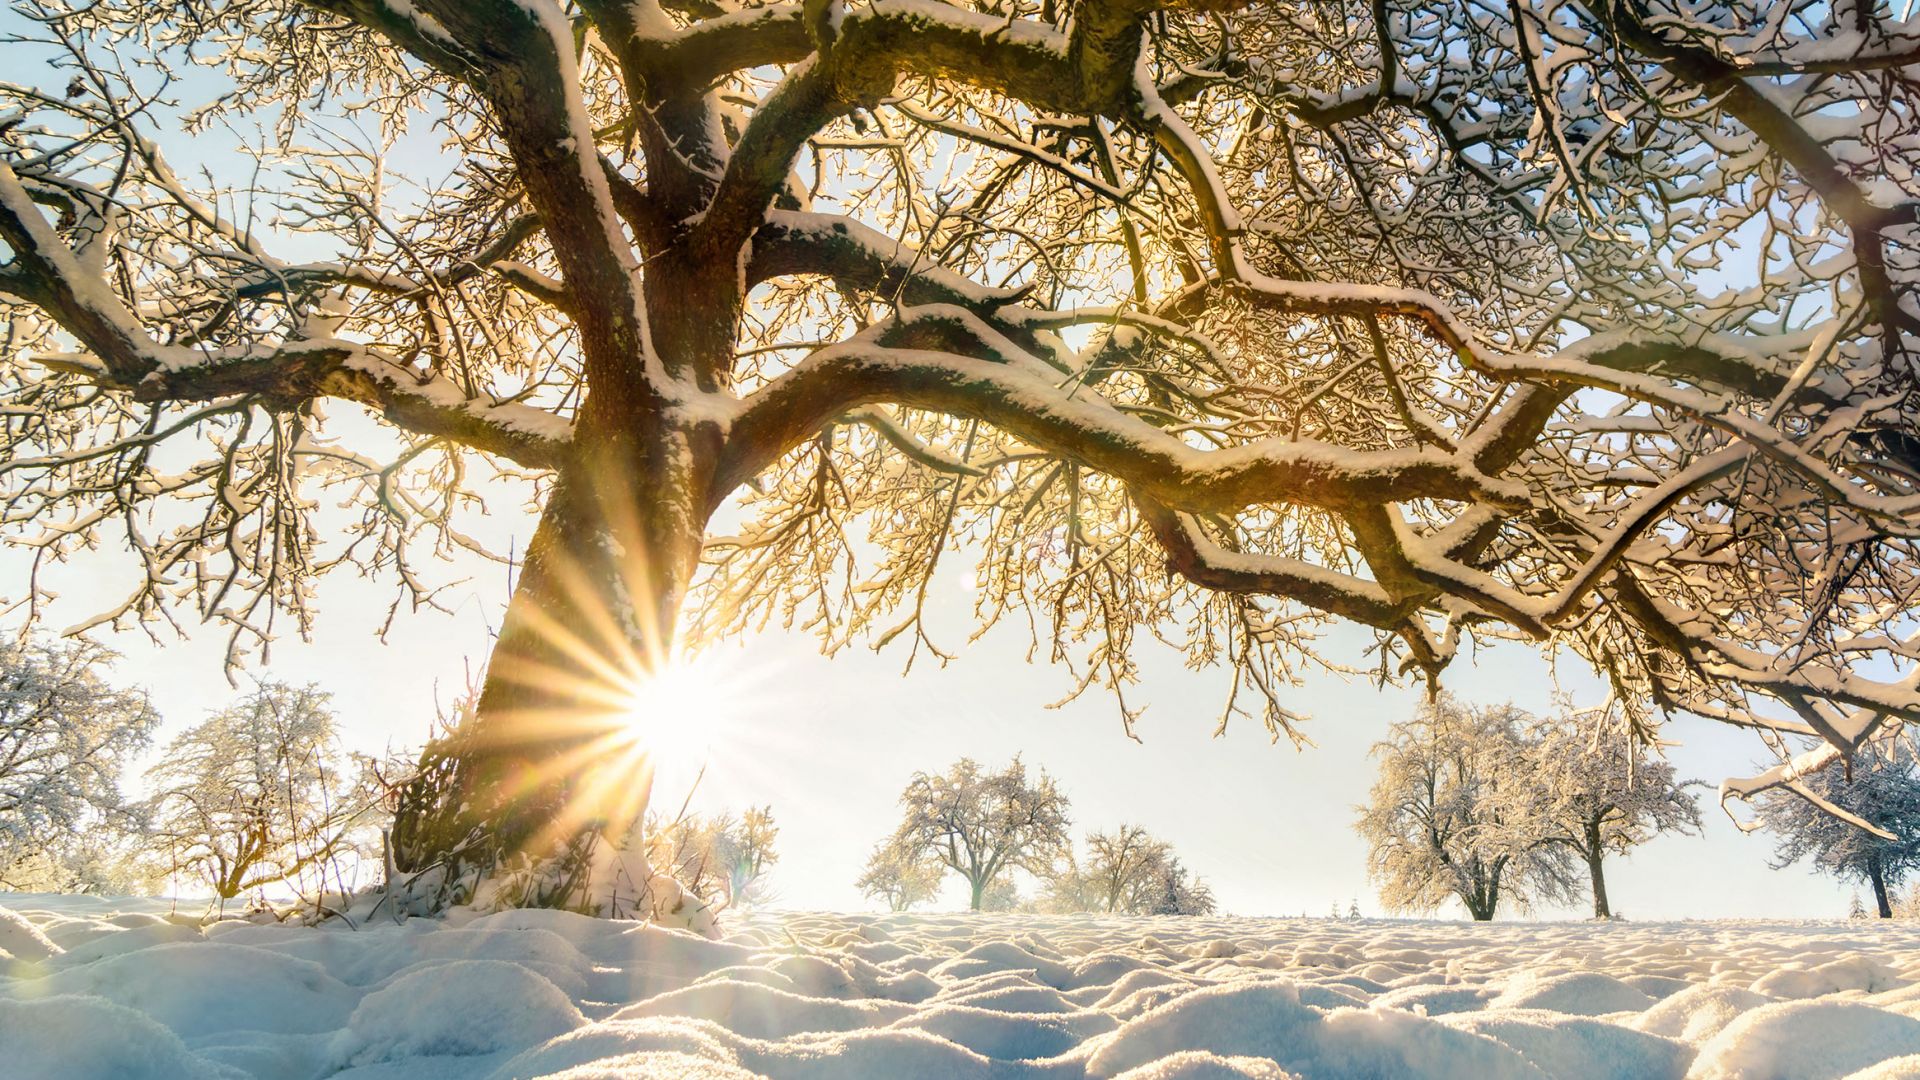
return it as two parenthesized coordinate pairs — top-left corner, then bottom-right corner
(5, 898), (1920, 1079)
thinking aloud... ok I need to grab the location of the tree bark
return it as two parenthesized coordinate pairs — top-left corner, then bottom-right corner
(970, 876), (986, 911)
(389, 416), (721, 911)
(1587, 852), (1611, 919)
(1586, 822), (1612, 919)
(1869, 855), (1893, 919)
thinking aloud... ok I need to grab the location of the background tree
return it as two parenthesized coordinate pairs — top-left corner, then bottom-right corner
(1044, 824), (1215, 915)
(0, 635), (158, 887)
(857, 839), (945, 913)
(1753, 741), (1920, 919)
(1080, 825), (1173, 914)
(1525, 712), (1704, 918)
(644, 805), (779, 909)
(146, 682), (374, 904)
(5, 0), (1920, 915)
(0, 830), (163, 895)
(1357, 698), (1577, 920)
(977, 874), (1022, 913)
(885, 757), (1069, 911)
(1143, 855), (1216, 917)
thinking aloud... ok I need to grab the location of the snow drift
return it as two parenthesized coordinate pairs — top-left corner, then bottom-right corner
(4, 895), (1920, 1079)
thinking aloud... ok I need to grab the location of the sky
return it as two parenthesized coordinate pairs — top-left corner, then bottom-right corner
(1, 513), (1861, 921)
(0, 8), (1875, 922)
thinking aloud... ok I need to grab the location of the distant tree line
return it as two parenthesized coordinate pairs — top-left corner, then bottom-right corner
(1357, 697), (1703, 920)
(0, 632), (783, 915)
(1360, 696), (1920, 922)
(858, 757), (1216, 916)
(0, 633), (379, 906)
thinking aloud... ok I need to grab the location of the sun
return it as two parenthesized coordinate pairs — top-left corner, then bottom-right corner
(611, 658), (732, 770)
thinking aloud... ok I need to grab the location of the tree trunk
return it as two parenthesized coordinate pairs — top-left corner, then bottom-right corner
(1588, 852), (1611, 919)
(1586, 823), (1612, 919)
(389, 419), (721, 914)
(1869, 855), (1893, 919)
(970, 876), (986, 911)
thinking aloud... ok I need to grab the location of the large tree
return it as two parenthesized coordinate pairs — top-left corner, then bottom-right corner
(4, 0), (1920, 913)
(1357, 698), (1578, 920)
(1526, 711), (1703, 918)
(1753, 740), (1920, 919)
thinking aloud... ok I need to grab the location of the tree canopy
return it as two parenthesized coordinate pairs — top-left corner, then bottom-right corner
(4, 0), (1919, 912)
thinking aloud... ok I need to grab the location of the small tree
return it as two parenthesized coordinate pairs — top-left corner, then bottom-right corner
(857, 840), (945, 913)
(1045, 824), (1215, 915)
(1754, 742), (1920, 919)
(1526, 713), (1703, 918)
(146, 682), (372, 903)
(1144, 855), (1216, 916)
(1083, 825), (1173, 914)
(645, 805), (779, 909)
(0, 635), (159, 885)
(885, 757), (1070, 911)
(1356, 698), (1577, 920)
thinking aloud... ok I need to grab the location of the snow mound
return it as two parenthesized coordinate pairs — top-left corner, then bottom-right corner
(1846, 1056), (1920, 1080)
(1442, 1009), (1692, 1078)
(517, 1050), (766, 1079)
(1490, 972), (1655, 1016)
(1630, 984), (1774, 1043)
(1751, 956), (1904, 999)
(0, 906), (62, 964)
(616, 977), (914, 1039)
(6, 899), (1920, 1079)
(336, 958), (585, 1066)
(1691, 1000), (1920, 1080)
(1082, 980), (1544, 1079)
(1111, 1050), (1303, 1078)
(0, 993), (250, 1079)
(26, 940), (357, 1038)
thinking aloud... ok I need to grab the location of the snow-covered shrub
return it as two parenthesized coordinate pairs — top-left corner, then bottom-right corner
(645, 805), (779, 910)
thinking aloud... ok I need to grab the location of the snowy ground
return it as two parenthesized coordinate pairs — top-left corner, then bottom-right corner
(5, 897), (1920, 1079)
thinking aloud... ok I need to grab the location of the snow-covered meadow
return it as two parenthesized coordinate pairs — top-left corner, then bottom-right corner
(8, 899), (1920, 1079)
